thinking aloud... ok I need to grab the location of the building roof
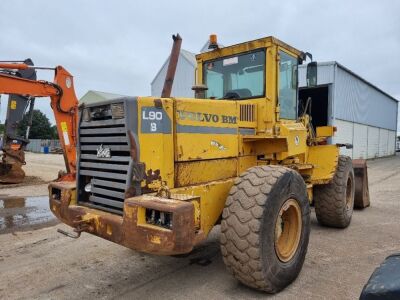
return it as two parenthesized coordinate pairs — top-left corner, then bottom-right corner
(151, 49), (196, 85)
(80, 90), (127, 104)
(300, 61), (398, 103)
(180, 49), (196, 66)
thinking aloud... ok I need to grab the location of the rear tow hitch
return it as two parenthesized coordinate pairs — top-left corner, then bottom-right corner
(57, 218), (95, 239)
(57, 228), (82, 239)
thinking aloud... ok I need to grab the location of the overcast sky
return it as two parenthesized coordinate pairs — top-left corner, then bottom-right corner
(1, 0), (399, 131)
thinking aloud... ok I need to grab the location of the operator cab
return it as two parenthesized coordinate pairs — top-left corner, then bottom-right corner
(196, 35), (315, 123)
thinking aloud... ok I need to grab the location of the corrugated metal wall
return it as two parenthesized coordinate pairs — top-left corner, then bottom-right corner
(334, 67), (397, 131)
(26, 139), (60, 153)
(298, 63), (334, 87)
(332, 119), (396, 159)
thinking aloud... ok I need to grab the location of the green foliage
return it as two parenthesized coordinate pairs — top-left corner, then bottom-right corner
(17, 110), (55, 139)
(0, 123), (4, 134)
(51, 125), (59, 139)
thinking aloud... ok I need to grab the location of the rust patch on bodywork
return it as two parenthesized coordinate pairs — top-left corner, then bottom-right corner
(175, 158), (237, 187)
(49, 182), (197, 255)
(142, 169), (162, 193)
(145, 169), (161, 185)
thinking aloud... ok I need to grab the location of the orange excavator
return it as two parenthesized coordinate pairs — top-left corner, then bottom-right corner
(0, 61), (78, 182)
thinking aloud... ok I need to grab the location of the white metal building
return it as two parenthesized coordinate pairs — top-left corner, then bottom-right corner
(151, 49), (197, 98)
(299, 62), (398, 159)
(151, 41), (224, 97)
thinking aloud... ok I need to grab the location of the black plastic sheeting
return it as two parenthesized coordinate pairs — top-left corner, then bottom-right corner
(360, 253), (400, 300)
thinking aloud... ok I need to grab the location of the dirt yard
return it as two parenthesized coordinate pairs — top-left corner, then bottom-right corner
(0, 152), (65, 198)
(0, 153), (399, 299)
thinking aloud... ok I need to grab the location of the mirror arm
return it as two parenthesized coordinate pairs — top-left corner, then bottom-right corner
(304, 52), (313, 62)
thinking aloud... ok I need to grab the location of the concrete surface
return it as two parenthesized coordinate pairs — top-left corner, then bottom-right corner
(0, 154), (399, 299)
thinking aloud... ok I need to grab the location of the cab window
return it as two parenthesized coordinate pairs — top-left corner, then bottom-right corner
(203, 50), (265, 100)
(279, 51), (298, 119)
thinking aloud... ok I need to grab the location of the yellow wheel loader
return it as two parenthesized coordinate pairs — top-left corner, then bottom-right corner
(44, 34), (368, 293)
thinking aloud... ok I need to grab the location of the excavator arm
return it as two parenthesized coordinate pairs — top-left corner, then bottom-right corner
(0, 63), (79, 182)
(0, 59), (36, 183)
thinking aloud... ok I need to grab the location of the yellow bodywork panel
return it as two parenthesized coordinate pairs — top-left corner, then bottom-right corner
(175, 99), (238, 161)
(173, 179), (234, 236)
(316, 126), (335, 138)
(243, 135), (288, 155)
(308, 145), (339, 184)
(175, 158), (237, 187)
(137, 97), (175, 190)
(238, 156), (257, 174)
(276, 122), (308, 160)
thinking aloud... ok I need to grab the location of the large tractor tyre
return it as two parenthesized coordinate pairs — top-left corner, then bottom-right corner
(314, 155), (355, 228)
(220, 165), (310, 293)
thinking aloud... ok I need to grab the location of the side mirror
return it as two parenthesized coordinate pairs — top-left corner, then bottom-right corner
(306, 62), (318, 87)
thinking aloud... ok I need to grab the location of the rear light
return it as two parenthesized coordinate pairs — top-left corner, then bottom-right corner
(51, 187), (62, 201)
(145, 208), (173, 229)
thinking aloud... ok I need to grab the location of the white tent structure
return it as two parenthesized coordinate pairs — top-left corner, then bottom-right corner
(80, 90), (127, 105)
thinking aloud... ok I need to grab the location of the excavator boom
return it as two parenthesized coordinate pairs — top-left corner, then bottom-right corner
(0, 63), (79, 182)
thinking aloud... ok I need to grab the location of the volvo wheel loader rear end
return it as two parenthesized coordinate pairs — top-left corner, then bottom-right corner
(46, 34), (368, 293)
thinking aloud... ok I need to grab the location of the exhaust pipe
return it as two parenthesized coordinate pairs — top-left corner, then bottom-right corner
(161, 34), (182, 98)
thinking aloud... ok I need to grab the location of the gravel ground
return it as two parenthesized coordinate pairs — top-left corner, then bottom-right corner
(0, 154), (399, 299)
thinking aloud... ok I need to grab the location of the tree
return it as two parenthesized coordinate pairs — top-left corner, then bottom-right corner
(50, 125), (59, 139)
(17, 110), (54, 139)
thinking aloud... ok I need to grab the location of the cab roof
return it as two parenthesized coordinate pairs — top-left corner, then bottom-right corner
(196, 36), (304, 62)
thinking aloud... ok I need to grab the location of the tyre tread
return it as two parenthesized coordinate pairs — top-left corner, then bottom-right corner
(314, 155), (354, 228)
(221, 165), (297, 292)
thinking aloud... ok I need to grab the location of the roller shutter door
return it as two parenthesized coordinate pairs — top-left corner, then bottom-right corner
(333, 119), (354, 158)
(387, 131), (396, 155)
(367, 126), (379, 158)
(353, 124), (368, 159)
(379, 129), (389, 157)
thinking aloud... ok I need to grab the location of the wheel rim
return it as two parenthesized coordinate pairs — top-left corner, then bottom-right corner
(275, 198), (302, 263)
(345, 176), (353, 211)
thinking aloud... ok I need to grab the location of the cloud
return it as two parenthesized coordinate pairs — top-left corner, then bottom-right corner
(0, 0), (399, 129)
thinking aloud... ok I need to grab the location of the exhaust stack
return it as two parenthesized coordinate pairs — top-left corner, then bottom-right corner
(161, 34), (182, 98)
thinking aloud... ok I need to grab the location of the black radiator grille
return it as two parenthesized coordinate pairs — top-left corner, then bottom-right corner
(78, 116), (131, 214)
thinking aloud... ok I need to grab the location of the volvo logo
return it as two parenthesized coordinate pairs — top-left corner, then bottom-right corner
(97, 144), (111, 158)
